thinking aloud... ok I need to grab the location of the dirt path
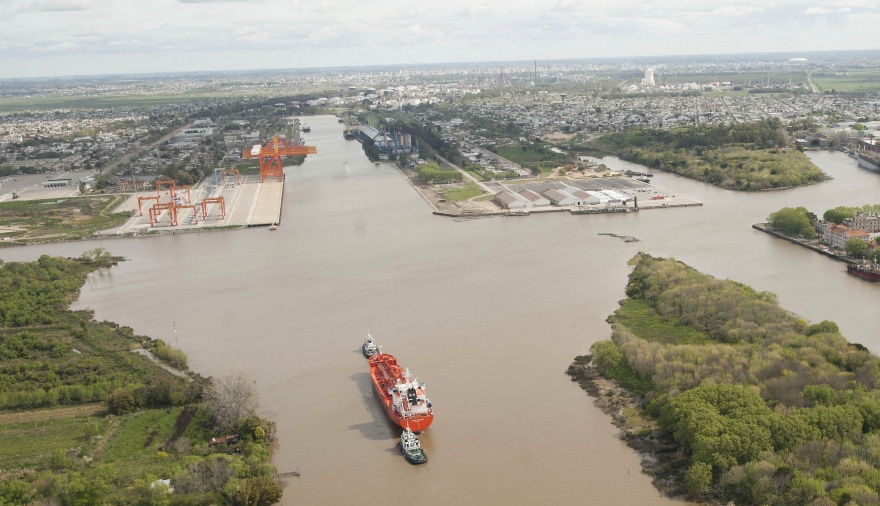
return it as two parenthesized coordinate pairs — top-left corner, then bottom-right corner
(91, 418), (122, 460)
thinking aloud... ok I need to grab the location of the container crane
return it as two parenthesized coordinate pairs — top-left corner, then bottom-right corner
(241, 135), (316, 182)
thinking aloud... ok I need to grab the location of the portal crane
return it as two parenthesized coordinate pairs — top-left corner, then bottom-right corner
(241, 135), (316, 182)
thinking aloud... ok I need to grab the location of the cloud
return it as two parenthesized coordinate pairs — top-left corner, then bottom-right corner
(712, 5), (764, 16)
(178, 0), (261, 3)
(1, 0), (879, 77)
(19, 0), (99, 11)
(38, 41), (80, 51)
(108, 39), (146, 47)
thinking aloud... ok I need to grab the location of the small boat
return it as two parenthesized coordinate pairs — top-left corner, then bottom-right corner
(302, 124), (311, 133)
(269, 224), (277, 231)
(362, 331), (379, 357)
(399, 426), (428, 464)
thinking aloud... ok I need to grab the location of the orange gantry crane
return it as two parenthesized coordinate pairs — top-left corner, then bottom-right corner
(149, 202), (177, 227)
(241, 135), (316, 182)
(201, 197), (226, 219)
(221, 168), (240, 186)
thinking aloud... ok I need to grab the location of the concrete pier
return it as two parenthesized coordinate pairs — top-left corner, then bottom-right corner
(98, 174), (285, 236)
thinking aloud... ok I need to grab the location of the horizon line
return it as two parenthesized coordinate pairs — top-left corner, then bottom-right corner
(3, 48), (880, 82)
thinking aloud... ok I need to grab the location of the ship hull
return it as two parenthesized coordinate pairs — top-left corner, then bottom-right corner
(848, 263), (880, 281)
(400, 443), (428, 464)
(368, 354), (434, 432)
(858, 153), (880, 172)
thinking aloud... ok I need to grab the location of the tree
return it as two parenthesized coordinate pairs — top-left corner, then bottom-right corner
(806, 320), (840, 336)
(235, 476), (282, 506)
(769, 207), (816, 238)
(845, 238), (868, 259)
(106, 390), (135, 415)
(824, 206), (856, 225)
(685, 462), (713, 495)
(204, 368), (260, 431)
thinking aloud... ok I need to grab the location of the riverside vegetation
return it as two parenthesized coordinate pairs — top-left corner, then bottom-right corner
(0, 250), (282, 505)
(768, 204), (880, 262)
(591, 118), (829, 191)
(0, 196), (131, 247)
(569, 253), (880, 505)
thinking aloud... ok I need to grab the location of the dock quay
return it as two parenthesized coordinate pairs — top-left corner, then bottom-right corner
(98, 174), (285, 236)
(752, 223), (852, 264)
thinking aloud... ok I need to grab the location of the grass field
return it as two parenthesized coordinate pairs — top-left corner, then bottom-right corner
(660, 71), (806, 86)
(100, 410), (178, 471)
(0, 414), (107, 469)
(613, 299), (711, 345)
(0, 92), (252, 113)
(0, 195), (130, 246)
(464, 169), (485, 181)
(495, 146), (562, 165)
(0, 405), (212, 476)
(812, 70), (880, 93)
(442, 181), (484, 202)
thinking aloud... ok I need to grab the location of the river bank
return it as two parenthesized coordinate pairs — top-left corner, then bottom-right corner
(575, 253), (880, 504)
(566, 355), (689, 499)
(751, 223), (849, 263)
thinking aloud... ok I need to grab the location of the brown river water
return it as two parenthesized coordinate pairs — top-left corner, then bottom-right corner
(2, 116), (879, 505)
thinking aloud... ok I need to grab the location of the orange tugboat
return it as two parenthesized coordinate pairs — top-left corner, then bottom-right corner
(368, 353), (433, 432)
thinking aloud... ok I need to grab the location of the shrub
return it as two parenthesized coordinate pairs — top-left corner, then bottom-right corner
(234, 476), (282, 506)
(107, 390), (135, 415)
(685, 462), (713, 495)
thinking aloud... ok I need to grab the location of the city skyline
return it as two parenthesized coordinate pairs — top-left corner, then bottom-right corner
(1, 0), (879, 79)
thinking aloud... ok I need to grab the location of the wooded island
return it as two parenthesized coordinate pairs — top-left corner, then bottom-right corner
(570, 254), (880, 504)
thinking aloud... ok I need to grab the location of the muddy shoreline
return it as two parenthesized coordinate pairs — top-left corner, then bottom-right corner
(566, 355), (695, 502)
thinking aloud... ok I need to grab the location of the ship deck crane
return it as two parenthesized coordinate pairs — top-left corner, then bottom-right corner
(241, 135), (317, 182)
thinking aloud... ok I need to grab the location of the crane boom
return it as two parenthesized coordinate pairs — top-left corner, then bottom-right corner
(241, 135), (317, 182)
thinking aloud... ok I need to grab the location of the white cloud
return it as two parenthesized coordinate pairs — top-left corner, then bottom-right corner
(22, 0), (100, 11)
(38, 41), (81, 51)
(178, 0), (262, 3)
(1, 0), (879, 77)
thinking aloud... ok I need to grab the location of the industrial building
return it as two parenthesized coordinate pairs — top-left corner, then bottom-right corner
(643, 68), (656, 87)
(40, 178), (73, 188)
(494, 183), (632, 210)
(355, 125), (419, 159)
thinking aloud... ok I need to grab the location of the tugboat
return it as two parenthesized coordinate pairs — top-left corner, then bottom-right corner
(362, 331), (379, 357)
(399, 426), (428, 464)
(343, 126), (355, 140)
(302, 124), (311, 133)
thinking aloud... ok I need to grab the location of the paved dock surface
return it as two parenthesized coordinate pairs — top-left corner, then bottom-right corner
(97, 174), (284, 235)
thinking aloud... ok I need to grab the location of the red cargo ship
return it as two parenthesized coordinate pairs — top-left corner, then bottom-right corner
(368, 353), (433, 432)
(848, 261), (880, 281)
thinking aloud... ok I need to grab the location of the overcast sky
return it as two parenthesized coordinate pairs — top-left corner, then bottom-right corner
(1, 0), (878, 79)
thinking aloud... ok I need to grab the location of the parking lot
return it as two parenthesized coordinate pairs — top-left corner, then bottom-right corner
(0, 170), (96, 202)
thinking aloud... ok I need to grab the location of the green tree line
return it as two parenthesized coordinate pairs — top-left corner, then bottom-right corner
(593, 119), (829, 190)
(415, 161), (463, 183)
